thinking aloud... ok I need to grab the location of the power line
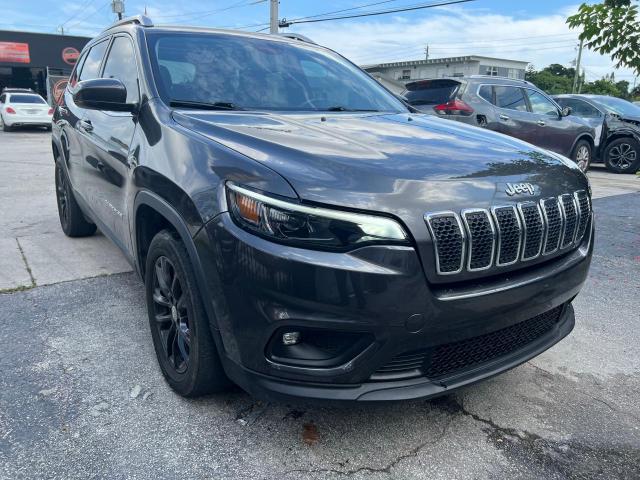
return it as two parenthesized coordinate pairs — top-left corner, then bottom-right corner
(153, 0), (266, 21)
(66, 1), (112, 32)
(290, 0), (403, 22)
(352, 38), (579, 63)
(58, 0), (101, 30)
(280, 0), (476, 27)
(166, 0), (267, 25)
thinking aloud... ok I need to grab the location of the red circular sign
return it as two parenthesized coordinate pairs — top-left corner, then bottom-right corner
(53, 79), (67, 105)
(62, 47), (80, 65)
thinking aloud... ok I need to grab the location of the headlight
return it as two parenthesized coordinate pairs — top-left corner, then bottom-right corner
(226, 183), (409, 250)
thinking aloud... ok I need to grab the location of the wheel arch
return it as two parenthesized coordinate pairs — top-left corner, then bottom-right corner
(570, 134), (594, 157)
(134, 190), (218, 329)
(602, 130), (640, 151)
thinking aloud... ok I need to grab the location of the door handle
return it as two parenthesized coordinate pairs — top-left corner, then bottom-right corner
(79, 119), (93, 132)
(537, 120), (546, 126)
(58, 106), (68, 115)
(499, 114), (509, 121)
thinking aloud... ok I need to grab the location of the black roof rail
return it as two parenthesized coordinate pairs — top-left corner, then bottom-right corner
(277, 33), (316, 44)
(102, 15), (153, 32)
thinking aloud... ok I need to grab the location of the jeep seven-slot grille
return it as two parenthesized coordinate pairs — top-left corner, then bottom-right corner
(425, 191), (590, 276)
(372, 305), (564, 381)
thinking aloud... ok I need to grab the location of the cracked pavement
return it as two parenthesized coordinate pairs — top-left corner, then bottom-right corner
(1, 129), (639, 479)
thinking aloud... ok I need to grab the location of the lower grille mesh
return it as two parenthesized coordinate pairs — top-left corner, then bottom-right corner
(372, 305), (564, 381)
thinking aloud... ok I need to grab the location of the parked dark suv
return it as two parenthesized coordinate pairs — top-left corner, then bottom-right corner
(552, 94), (640, 173)
(403, 77), (596, 172)
(52, 16), (593, 402)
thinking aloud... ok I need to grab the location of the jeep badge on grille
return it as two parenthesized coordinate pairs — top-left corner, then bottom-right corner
(505, 182), (536, 196)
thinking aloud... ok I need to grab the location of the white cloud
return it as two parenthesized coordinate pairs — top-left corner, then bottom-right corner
(289, 3), (637, 84)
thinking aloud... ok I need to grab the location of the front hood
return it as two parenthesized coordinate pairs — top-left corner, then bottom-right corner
(174, 111), (587, 214)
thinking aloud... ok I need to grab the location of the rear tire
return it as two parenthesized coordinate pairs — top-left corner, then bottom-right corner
(54, 157), (97, 237)
(145, 230), (230, 397)
(2, 117), (11, 132)
(604, 137), (640, 174)
(571, 139), (592, 173)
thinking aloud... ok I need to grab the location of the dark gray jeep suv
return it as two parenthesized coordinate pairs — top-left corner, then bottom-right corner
(404, 77), (596, 172)
(52, 16), (593, 402)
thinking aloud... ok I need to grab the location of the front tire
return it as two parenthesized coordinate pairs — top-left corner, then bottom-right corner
(54, 157), (97, 237)
(145, 230), (230, 397)
(604, 137), (640, 174)
(572, 139), (592, 173)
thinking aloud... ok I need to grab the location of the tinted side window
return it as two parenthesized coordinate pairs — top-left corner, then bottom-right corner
(78, 40), (109, 82)
(527, 90), (559, 116)
(69, 52), (88, 87)
(0, 94), (5, 103)
(494, 86), (527, 111)
(556, 98), (601, 118)
(102, 36), (139, 103)
(478, 85), (493, 103)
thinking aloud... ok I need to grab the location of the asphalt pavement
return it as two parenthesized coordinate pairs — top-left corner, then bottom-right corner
(1, 128), (639, 479)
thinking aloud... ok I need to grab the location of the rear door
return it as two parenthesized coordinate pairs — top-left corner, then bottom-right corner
(493, 85), (538, 144)
(81, 34), (140, 252)
(404, 79), (461, 114)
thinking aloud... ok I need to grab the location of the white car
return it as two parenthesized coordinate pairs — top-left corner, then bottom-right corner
(0, 90), (53, 131)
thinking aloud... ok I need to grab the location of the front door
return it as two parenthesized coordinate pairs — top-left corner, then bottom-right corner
(525, 89), (574, 156)
(81, 34), (140, 255)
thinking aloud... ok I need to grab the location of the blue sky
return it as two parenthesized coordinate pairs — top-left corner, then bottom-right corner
(1, 0), (637, 83)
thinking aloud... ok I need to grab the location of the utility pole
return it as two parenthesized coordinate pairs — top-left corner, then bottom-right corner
(270, 0), (279, 34)
(572, 38), (584, 94)
(424, 45), (429, 61)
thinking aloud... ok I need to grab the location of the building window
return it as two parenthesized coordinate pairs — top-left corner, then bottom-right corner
(486, 66), (498, 76)
(400, 69), (411, 80)
(508, 68), (519, 79)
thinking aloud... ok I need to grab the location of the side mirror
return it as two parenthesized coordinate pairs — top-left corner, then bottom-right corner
(73, 78), (136, 112)
(561, 106), (572, 117)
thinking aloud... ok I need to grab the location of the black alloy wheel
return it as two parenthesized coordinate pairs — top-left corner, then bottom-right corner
(54, 157), (96, 237)
(145, 230), (229, 396)
(55, 162), (70, 229)
(604, 137), (640, 173)
(151, 255), (191, 374)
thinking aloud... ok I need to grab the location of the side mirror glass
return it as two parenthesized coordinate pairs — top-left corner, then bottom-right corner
(72, 78), (136, 112)
(561, 106), (572, 117)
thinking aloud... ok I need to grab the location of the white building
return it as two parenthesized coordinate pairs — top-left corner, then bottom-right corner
(363, 55), (529, 84)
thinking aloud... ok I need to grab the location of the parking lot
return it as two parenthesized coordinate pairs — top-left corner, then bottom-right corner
(1, 128), (639, 479)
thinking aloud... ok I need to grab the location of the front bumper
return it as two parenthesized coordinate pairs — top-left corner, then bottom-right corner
(194, 213), (592, 402)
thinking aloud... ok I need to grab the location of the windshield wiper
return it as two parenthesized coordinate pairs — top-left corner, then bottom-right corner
(323, 106), (380, 112)
(169, 100), (244, 111)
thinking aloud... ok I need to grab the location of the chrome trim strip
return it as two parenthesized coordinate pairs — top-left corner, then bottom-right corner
(490, 205), (522, 267)
(425, 212), (466, 275)
(461, 208), (496, 272)
(573, 190), (590, 242)
(558, 193), (578, 249)
(539, 197), (562, 255)
(517, 201), (544, 261)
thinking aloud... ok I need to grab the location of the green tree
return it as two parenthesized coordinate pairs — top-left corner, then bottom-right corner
(525, 65), (574, 94)
(567, 0), (640, 76)
(581, 78), (622, 96)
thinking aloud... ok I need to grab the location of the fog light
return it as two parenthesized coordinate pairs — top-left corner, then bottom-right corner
(282, 331), (301, 345)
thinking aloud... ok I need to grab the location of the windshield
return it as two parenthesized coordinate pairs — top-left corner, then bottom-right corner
(9, 94), (46, 104)
(589, 96), (640, 117)
(147, 32), (405, 112)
